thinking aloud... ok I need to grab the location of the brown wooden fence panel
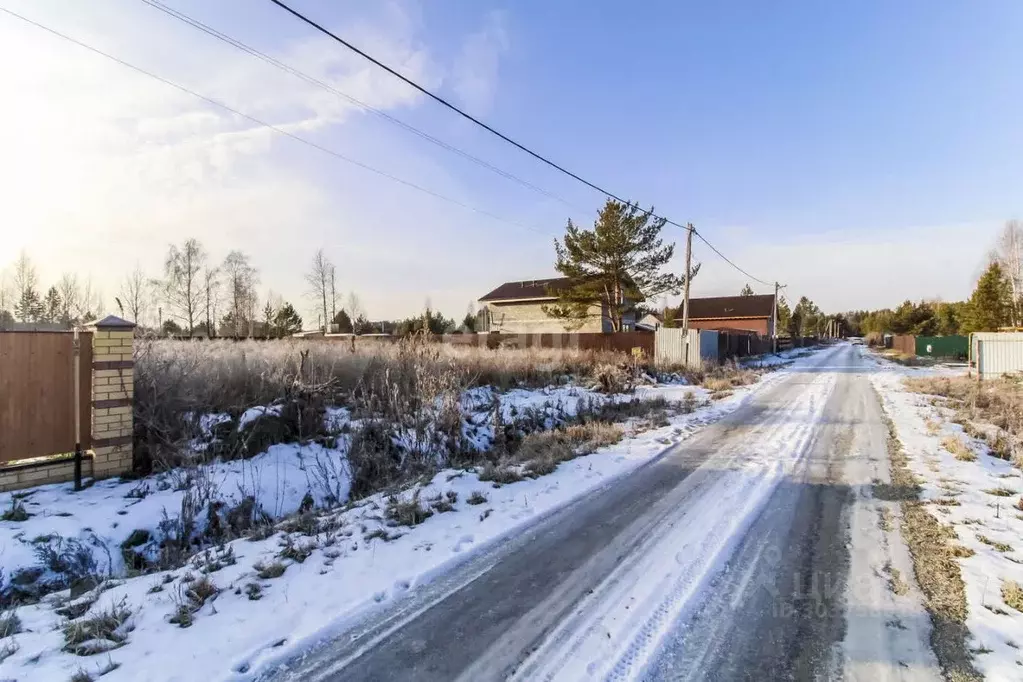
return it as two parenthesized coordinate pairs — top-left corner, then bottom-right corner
(0, 332), (83, 463)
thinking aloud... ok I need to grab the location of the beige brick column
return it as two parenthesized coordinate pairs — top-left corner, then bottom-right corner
(86, 315), (136, 478)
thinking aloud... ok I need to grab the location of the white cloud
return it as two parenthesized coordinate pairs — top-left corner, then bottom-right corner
(451, 10), (509, 115)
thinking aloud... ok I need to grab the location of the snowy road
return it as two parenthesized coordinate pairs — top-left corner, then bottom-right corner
(262, 344), (938, 681)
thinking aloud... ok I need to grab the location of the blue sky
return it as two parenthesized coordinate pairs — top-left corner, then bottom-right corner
(1, 0), (1020, 324)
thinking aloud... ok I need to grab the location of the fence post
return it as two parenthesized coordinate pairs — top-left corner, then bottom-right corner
(86, 315), (136, 479)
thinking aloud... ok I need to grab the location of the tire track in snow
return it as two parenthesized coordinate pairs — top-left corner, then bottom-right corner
(509, 371), (838, 682)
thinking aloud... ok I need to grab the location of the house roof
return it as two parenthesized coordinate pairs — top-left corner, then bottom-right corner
(688, 294), (775, 320)
(479, 277), (573, 302)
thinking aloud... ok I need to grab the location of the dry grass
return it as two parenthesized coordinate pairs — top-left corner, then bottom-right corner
(62, 598), (132, 655)
(876, 389), (981, 681)
(907, 376), (1023, 466)
(136, 337), (629, 415)
(925, 419), (942, 435)
(977, 535), (1013, 553)
(1002, 580), (1023, 612)
(941, 436), (976, 462)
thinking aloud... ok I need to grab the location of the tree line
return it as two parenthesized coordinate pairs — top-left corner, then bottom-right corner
(844, 221), (1023, 337)
(0, 252), (103, 330)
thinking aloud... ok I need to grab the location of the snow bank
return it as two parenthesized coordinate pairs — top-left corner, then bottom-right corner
(871, 354), (1023, 679)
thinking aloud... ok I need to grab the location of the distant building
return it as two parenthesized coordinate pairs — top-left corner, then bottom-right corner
(478, 277), (638, 334)
(684, 295), (776, 336)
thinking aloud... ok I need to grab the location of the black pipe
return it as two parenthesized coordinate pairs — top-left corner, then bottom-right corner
(74, 443), (82, 491)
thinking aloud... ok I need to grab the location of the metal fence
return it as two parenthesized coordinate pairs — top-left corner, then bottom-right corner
(972, 332), (1023, 379)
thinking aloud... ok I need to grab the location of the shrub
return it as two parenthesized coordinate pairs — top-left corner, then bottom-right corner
(466, 490), (488, 505)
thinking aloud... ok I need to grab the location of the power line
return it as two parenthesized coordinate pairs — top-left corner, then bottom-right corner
(268, 0), (643, 210)
(137, 0), (581, 212)
(0, 6), (550, 237)
(692, 231), (774, 287)
(266, 0), (778, 286)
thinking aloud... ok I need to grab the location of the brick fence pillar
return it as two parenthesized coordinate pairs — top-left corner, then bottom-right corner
(86, 315), (136, 478)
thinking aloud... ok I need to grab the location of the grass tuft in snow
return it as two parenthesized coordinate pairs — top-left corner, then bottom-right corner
(466, 490), (488, 505)
(0, 639), (18, 663)
(0, 610), (22, 638)
(62, 598), (132, 656)
(1, 497), (30, 522)
(277, 537), (315, 564)
(245, 583), (262, 601)
(477, 463), (524, 485)
(253, 560), (287, 580)
(385, 494), (434, 527)
(1002, 580), (1023, 612)
(977, 535), (1013, 553)
(70, 668), (93, 682)
(984, 487), (1015, 497)
(941, 435), (976, 462)
(876, 390), (981, 682)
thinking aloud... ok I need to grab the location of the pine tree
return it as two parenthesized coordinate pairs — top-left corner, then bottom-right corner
(14, 286), (42, 323)
(332, 309), (353, 333)
(963, 261), (1012, 333)
(740, 283), (755, 296)
(263, 301), (276, 338)
(274, 302), (303, 337)
(776, 298), (792, 335)
(543, 199), (686, 331)
(42, 287), (63, 325)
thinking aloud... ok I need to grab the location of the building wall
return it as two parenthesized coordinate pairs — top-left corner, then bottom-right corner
(689, 317), (771, 336)
(486, 301), (605, 334)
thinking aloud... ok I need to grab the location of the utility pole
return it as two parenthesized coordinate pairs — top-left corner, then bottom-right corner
(681, 224), (694, 365)
(771, 282), (780, 354)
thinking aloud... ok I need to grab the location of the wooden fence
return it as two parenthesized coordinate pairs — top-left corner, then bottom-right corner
(0, 331), (92, 464)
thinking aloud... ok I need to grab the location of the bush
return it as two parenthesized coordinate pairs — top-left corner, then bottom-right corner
(1, 498), (29, 522)
(466, 490), (488, 505)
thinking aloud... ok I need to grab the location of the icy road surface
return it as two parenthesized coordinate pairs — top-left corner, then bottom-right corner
(262, 344), (939, 681)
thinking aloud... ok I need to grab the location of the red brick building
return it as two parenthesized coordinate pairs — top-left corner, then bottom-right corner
(685, 294), (776, 336)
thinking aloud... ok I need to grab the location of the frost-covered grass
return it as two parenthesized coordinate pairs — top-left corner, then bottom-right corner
(870, 348), (1023, 680)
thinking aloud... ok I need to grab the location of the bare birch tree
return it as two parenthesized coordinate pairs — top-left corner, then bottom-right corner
(995, 220), (1023, 327)
(117, 265), (151, 326)
(222, 251), (258, 336)
(329, 264), (338, 331)
(305, 249), (333, 333)
(163, 239), (206, 337)
(202, 266), (221, 337)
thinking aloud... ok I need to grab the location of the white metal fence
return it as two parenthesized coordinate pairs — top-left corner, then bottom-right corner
(972, 332), (1023, 379)
(654, 328), (718, 368)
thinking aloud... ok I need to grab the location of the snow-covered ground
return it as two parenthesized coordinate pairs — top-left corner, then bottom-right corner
(868, 348), (1023, 679)
(0, 362), (809, 682)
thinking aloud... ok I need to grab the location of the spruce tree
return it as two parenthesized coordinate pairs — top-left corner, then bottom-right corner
(963, 261), (1012, 333)
(274, 302), (303, 336)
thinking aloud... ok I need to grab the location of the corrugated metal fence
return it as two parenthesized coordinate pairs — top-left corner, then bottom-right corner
(972, 332), (1023, 379)
(654, 328), (720, 368)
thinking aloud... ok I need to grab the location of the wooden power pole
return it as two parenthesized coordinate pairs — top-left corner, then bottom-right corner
(681, 224), (694, 364)
(772, 282), (780, 354)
